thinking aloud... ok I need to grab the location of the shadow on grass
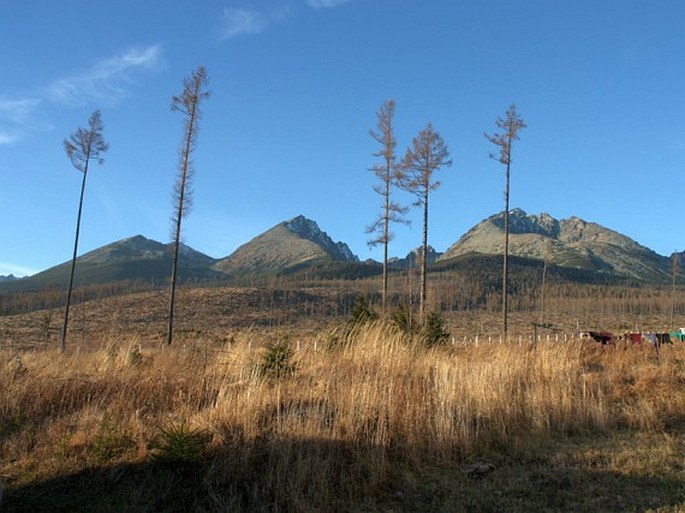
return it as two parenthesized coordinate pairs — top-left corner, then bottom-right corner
(4, 434), (685, 513)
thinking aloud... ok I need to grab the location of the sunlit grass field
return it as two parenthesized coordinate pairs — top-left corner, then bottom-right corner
(2, 319), (684, 512)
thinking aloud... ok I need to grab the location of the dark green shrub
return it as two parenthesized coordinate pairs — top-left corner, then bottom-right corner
(422, 311), (450, 346)
(152, 422), (208, 464)
(91, 417), (133, 462)
(350, 294), (377, 325)
(128, 345), (143, 366)
(259, 341), (296, 379)
(391, 302), (417, 335)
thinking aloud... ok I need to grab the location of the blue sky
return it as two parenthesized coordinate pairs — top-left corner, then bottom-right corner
(2, 0), (684, 277)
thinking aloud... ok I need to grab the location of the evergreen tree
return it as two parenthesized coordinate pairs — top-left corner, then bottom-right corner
(350, 294), (377, 325)
(422, 310), (449, 346)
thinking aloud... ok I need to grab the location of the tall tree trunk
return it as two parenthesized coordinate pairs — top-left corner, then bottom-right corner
(540, 258), (547, 320)
(400, 123), (450, 324)
(167, 101), (197, 346)
(420, 186), (429, 322)
(61, 158), (90, 351)
(671, 254), (677, 326)
(61, 110), (108, 351)
(502, 157), (510, 341)
(382, 178), (390, 313)
(485, 105), (525, 341)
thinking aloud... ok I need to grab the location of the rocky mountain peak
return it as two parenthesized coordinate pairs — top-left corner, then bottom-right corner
(557, 217), (589, 243)
(284, 215), (357, 262)
(285, 215), (318, 236)
(388, 246), (443, 269)
(490, 208), (560, 237)
(408, 245), (442, 260)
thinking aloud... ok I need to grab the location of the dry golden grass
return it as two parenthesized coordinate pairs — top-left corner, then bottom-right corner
(1, 320), (684, 512)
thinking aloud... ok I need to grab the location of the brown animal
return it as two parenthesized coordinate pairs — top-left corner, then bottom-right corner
(588, 331), (615, 346)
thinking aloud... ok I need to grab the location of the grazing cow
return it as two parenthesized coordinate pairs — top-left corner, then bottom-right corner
(628, 333), (643, 345)
(643, 333), (670, 361)
(588, 331), (615, 346)
(619, 332), (643, 346)
(656, 333), (673, 345)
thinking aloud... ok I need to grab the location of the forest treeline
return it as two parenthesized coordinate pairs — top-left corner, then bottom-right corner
(2, 257), (682, 323)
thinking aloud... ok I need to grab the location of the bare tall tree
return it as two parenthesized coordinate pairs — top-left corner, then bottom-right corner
(400, 123), (451, 322)
(671, 252), (679, 326)
(366, 99), (409, 312)
(167, 66), (210, 345)
(485, 104), (526, 341)
(61, 110), (108, 351)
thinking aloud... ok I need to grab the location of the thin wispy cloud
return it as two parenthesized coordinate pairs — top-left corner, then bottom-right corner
(0, 45), (164, 144)
(45, 45), (165, 107)
(216, 2), (349, 42)
(219, 8), (269, 39)
(307, 0), (353, 8)
(0, 97), (42, 124)
(0, 131), (20, 145)
(0, 97), (46, 145)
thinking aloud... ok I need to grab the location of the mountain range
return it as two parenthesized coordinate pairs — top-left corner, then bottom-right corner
(440, 209), (675, 282)
(1, 210), (682, 292)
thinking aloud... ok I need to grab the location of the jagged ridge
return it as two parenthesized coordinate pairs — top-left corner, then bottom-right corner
(440, 208), (671, 281)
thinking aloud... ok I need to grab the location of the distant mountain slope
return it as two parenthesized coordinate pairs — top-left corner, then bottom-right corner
(213, 215), (358, 276)
(388, 246), (443, 269)
(75, 235), (217, 267)
(440, 209), (671, 282)
(1, 235), (223, 292)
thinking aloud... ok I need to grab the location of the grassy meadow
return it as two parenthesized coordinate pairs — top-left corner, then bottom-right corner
(1, 308), (685, 512)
